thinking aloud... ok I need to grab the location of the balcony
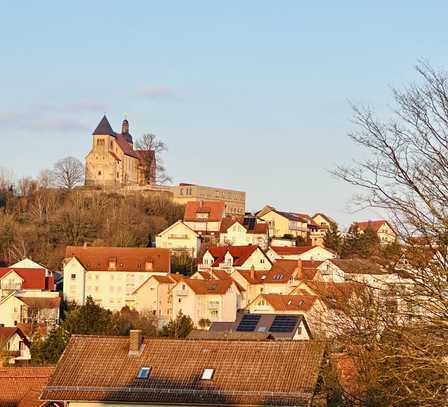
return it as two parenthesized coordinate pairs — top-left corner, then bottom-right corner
(208, 301), (220, 310)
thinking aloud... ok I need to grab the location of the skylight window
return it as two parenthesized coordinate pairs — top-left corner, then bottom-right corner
(137, 367), (151, 379)
(201, 368), (214, 380)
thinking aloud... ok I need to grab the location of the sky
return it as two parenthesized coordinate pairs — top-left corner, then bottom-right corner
(2, 1), (448, 227)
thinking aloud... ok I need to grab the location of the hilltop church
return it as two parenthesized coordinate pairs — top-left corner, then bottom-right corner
(85, 116), (156, 187)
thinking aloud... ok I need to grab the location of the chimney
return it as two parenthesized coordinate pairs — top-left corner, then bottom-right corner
(296, 259), (303, 279)
(83, 242), (88, 248)
(250, 265), (255, 280)
(129, 329), (144, 356)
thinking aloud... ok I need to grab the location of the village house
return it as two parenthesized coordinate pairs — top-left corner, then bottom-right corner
(0, 259), (55, 299)
(208, 312), (312, 340)
(63, 246), (170, 311)
(231, 259), (322, 306)
(312, 213), (336, 229)
(171, 278), (242, 326)
(351, 220), (397, 244)
(85, 116), (155, 187)
(200, 245), (271, 273)
(0, 327), (31, 365)
(318, 258), (409, 288)
(169, 183), (246, 216)
(0, 259), (60, 330)
(41, 332), (325, 406)
(266, 245), (336, 262)
(0, 294), (60, 329)
(219, 216), (269, 249)
(256, 205), (330, 245)
(155, 220), (201, 258)
(133, 274), (183, 324)
(183, 200), (225, 243)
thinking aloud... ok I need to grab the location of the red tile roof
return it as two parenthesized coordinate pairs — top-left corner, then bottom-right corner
(115, 134), (140, 159)
(353, 220), (393, 233)
(299, 281), (363, 309)
(184, 200), (225, 222)
(0, 268), (49, 290)
(65, 246), (170, 273)
(253, 292), (318, 312)
(270, 246), (316, 255)
(183, 278), (234, 295)
(42, 336), (324, 406)
(206, 245), (261, 267)
(0, 366), (55, 407)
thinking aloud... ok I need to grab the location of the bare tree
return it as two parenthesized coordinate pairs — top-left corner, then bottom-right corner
(52, 157), (84, 189)
(332, 61), (448, 406)
(135, 133), (172, 185)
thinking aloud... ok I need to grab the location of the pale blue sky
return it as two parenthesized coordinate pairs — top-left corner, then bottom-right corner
(1, 1), (448, 226)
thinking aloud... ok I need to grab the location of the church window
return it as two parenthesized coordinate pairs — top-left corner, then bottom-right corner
(97, 139), (105, 147)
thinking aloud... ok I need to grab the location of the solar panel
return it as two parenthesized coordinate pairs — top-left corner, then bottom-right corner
(243, 217), (256, 230)
(269, 315), (299, 333)
(236, 314), (261, 332)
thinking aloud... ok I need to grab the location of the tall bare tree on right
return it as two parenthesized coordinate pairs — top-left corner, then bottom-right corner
(136, 133), (172, 185)
(332, 62), (448, 406)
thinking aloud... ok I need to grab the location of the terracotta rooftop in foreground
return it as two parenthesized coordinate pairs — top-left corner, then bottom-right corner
(0, 366), (55, 407)
(42, 336), (324, 406)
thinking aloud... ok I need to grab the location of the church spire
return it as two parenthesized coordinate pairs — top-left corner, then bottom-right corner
(92, 115), (115, 136)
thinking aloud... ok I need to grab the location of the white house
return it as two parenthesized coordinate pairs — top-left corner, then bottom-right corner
(266, 245), (336, 262)
(219, 217), (269, 249)
(0, 327), (31, 364)
(63, 246), (170, 311)
(156, 221), (201, 258)
(200, 245), (271, 273)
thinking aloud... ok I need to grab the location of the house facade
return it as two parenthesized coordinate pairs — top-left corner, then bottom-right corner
(219, 217), (269, 249)
(171, 279), (241, 326)
(200, 245), (271, 273)
(266, 245), (336, 262)
(0, 327), (31, 365)
(155, 220), (201, 258)
(63, 246), (170, 311)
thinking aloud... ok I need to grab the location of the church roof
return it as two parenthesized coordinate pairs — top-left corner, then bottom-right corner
(92, 115), (115, 136)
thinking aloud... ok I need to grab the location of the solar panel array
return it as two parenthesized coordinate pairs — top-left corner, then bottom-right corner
(236, 314), (261, 332)
(269, 315), (299, 333)
(243, 217), (256, 230)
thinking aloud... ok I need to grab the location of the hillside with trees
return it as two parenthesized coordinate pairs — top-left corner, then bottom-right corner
(0, 177), (184, 269)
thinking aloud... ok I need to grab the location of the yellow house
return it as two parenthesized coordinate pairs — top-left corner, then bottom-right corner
(171, 278), (241, 326)
(257, 206), (309, 239)
(155, 220), (201, 258)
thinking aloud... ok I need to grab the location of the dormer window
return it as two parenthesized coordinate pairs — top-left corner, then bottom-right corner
(196, 212), (209, 220)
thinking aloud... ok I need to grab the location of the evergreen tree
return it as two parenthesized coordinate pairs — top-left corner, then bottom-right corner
(63, 296), (119, 335)
(160, 311), (194, 338)
(30, 327), (68, 364)
(323, 222), (342, 254)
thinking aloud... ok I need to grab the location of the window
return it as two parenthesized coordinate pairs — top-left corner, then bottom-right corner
(145, 261), (153, 271)
(201, 368), (214, 380)
(71, 274), (76, 280)
(137, 367), (151, 379)
(260, 259), (265, 263)
(98, 171), (102, 176)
